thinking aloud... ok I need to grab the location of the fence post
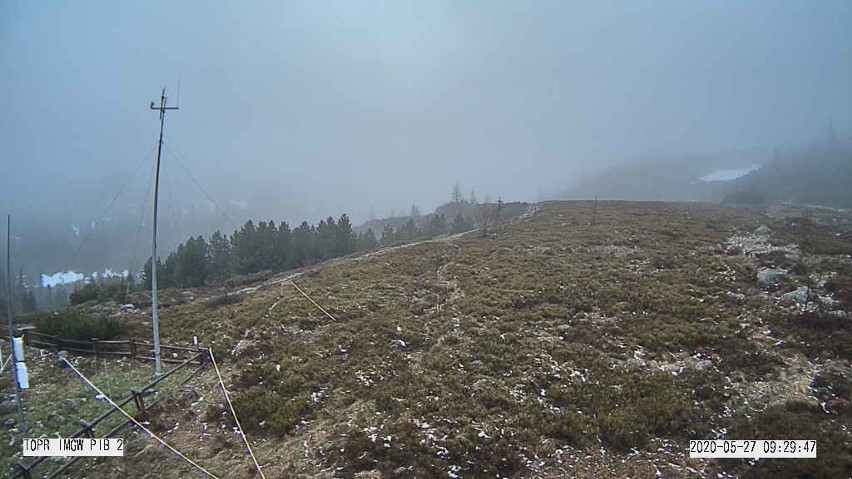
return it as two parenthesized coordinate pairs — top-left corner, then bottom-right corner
(79, 419), (94, 438)
(91, 338), (100, 360)
(131, 388), (147, 419)
(19, 327), (33, 346)
(129, 338), (137, 359)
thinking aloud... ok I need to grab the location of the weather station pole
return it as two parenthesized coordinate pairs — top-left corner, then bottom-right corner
(6, 215), (26, 434)
(149, 89), (178, 377)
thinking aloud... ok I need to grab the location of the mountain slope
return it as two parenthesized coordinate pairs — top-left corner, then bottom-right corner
(14, 201), (852, 478)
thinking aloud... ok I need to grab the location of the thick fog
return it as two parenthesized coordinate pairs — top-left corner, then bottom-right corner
(1, 0), (851, 281)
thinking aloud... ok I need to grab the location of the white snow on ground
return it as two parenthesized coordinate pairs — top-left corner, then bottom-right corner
(40, 269), (128, 287)
(699, 165), (761, 182)
(41, 271), (85, 287)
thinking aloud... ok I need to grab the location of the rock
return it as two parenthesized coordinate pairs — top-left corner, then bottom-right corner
(726, 291), (746, 302)
(556, 324), (572, 334)
(826, 310), (850, 320)
(780, 286), (810, 305)
(354, 470), (383, 479)
(757, 268), (785, 286)
(4, 418), (16, 427)
(819, 296), (839, 309)
(64, 399), (78, 408)
(694, 360), (713, 371)
(472, 379), (489, 391)
(755, 225), (773, 237)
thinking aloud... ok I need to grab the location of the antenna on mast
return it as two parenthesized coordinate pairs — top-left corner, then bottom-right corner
(149, 87), (179, 377)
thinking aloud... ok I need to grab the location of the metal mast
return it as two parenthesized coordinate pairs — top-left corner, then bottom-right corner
(6, 215), (25, 433)
(149, 88), (178, 377)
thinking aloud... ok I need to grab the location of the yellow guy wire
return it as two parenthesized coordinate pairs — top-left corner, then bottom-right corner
(291, 281), (338, 322)
(209, 350), (267, 479)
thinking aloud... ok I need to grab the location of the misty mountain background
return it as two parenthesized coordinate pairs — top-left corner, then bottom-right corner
(562, 135), (852, 205)
(2, 1), (851, 302)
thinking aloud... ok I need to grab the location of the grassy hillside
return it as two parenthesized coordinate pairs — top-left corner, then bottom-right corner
(5, 201), (852, 478)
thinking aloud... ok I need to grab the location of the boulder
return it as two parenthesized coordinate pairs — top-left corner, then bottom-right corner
(755, 225), (773, 237)
(780, 286), (810, 305)
(757, 268), (784, 286)
(694, 359), (714, 371)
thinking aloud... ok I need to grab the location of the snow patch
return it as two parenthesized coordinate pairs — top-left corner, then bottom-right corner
(41, 271), (84, 287)
(40, 269), (129, 287)
(699, 165), (761, 182)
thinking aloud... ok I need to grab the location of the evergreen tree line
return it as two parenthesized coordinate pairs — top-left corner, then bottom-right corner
(141, 211), (476, 290)
(1, 271), (38, 318)
(69, 276), (133, 305)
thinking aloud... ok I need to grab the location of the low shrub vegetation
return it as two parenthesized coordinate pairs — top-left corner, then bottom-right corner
(30, 309), (127, 341)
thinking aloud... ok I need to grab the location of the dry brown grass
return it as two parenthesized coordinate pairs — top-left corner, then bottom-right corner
(9, 201), (851, 478)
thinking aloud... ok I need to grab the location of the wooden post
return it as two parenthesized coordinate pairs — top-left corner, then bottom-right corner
(18, 326), (36, 346)
(79, 419), (94, 438)
(129, 338), (137, 359)
(131, 388), (149, 420)
(91, 338), (100, 360)
(131, 388), (145, 413)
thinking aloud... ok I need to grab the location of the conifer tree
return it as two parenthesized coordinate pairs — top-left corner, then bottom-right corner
(336, 214), (357, 256)
(291, 221), (315, 267)
(427, 213), (448, 237)
(276, 221), (292, 269)
(358, 228), (379, 250)
(398, 218), (420, 241)
(208, 230), (232, 279)
(452, 182), (464, 203)
(380, 223), (396, 245)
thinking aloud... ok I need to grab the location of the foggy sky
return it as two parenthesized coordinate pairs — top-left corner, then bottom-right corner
(2, 0), (851, 230)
